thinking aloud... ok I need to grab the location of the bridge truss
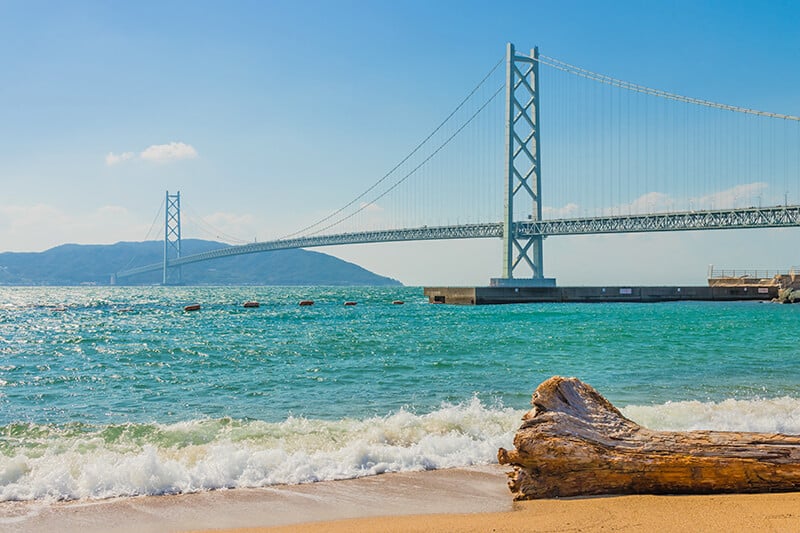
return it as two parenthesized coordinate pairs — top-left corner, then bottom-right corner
(114, 205), (800, 280)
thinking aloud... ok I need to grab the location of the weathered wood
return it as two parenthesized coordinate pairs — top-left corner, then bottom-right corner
(498, 376), (800, 499)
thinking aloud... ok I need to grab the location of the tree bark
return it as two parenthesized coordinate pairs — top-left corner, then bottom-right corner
(498, 376), (800, 500)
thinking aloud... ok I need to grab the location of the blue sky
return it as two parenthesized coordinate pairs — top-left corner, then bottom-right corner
(1, 1), (799, 285)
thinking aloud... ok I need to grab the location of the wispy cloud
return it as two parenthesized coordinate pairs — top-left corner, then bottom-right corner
(0, 203), (151, 251)
(692, 182), (769, 210)
(105, 152), (135, 166)
(105, 142), (198, 166)
(542, 202), (580, 219)
(542, 182), (772, 220)
(615, 183), (770, 214)
(622, 191), (676, 214)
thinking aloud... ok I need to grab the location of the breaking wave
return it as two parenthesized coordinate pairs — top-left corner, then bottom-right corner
(0, 398), (521, 501)
(622, 396), (800, 433)
(4, 394), (800, 502)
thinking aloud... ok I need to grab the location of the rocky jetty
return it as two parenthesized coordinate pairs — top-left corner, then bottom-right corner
(775, 287), (800, 303)
(498, 377), (800, 500)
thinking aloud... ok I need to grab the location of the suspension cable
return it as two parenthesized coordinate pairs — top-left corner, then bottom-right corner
(278, 56), (505, 240)
(303, 85), (505, 237)
(119, 198), (165, 272)
(538, 54), (800, 121)
(142, 198), (165, 241)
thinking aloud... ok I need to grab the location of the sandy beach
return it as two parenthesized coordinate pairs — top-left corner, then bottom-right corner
(2, 465), (798, 533)
(251, 493), (800, 532)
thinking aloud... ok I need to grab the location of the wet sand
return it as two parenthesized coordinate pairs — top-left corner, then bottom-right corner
(2, 465), (799, 532)
(0, 465), (509, 533)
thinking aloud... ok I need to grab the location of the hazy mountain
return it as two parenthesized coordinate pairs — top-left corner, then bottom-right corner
(0, 239), (402, 286)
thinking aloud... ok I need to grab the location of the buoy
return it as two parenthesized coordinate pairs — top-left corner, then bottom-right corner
(299, 300), (314, 306)
(184, 304), (201, 312)
(243, 301), (260, 308)
(344, 301), (357, 306)
(392, 300), (405, 305)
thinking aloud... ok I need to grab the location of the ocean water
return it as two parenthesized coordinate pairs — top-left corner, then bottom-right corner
(1, 286), (799, 501)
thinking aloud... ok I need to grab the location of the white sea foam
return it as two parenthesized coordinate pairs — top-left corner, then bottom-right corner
(6, 395), (799, 502)
(622, 396), (800, 434)
(0, 398), (522, 501)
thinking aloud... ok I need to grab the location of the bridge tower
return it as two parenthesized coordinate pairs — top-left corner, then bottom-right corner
(163, 191), (182, 285)
(492, 43), (555, 287)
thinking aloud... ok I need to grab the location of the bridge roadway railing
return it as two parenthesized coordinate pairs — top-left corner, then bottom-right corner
(518, 205), (800, 236)
(114, 222), (503, 279)
(115, 205), (800, 280)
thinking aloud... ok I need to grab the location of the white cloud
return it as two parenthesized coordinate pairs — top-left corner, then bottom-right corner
(105, 152), (134, 166)
(534, 182), (777, 225)
(692, 182), (769, 210)
(620, 191), (676, 214)
(542, 202), (580, 219)
(140, 142), (198, 162)
(104, 142), (198, 166)
(587, 182), (770, 218)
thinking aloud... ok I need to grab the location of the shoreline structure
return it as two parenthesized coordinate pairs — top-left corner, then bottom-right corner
(425, 268), (800, 304)
(424, 285), (779, 304)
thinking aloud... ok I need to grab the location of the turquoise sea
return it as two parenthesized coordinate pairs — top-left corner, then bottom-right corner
(1, 286), (799, 501)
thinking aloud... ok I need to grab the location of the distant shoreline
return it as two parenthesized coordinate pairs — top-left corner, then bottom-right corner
(0, 240), (402, 286)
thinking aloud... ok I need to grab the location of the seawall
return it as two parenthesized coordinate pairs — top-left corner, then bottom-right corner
(423, 285), (778, 305)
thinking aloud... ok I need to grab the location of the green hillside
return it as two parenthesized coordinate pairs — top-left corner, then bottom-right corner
(0, 240), (402, 286)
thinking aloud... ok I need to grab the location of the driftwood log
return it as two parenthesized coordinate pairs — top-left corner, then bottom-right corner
(498, 376), (800, 499)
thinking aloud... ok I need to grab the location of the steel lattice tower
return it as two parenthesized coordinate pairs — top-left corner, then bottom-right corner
(493, 43), (555, 287)
(163, 191), (182, 285)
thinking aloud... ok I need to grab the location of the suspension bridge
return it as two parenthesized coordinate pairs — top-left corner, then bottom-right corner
(114, 43), (800, 286)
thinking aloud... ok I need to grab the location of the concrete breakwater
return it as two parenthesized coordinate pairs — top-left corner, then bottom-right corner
(424, 285), (779, 305)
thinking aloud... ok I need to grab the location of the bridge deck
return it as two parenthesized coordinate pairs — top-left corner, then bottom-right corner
(115, 205), (800, 280)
